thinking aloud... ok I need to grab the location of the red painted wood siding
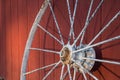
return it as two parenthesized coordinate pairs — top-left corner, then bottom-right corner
(0, 0), (120, 80)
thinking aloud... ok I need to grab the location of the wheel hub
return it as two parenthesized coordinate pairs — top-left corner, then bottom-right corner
(60, 45), (72, 64)
(60, 44), (96, 72)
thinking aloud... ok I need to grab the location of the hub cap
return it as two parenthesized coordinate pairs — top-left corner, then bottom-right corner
(60, 44), (96, 72)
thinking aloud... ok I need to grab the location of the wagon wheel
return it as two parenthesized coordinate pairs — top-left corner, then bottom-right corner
(20, 0), (120, 80)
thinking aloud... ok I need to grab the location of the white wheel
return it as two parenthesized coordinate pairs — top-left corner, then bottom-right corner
(21, 0), (120, 80)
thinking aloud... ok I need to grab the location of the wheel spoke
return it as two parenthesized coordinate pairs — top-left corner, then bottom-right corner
(37, 24), (63, 45)
(67, 0), (78, 44)
(72, 0), (94, 47)
(81, 69), (87, 80)
(48, 1), (64, 46)
(79, 0), (94, 47)
(62, 70), (68, 80)
(62, 65), (73, 79)
(23, 62), (58, 75)
(67, 64), (72, 80)
(66, 0), (72, 25)
(29, 48), (60, 54)
(80, 0), (103, 46)
(86, 70), (98, 80)
(72, 0), (79, 27)
(72, 0), (103, 47)
(60, 65), (65, 80)
(42, 61), (61, 80)
(88, 11), (120, 46)
(66, 0), (73, 44)
(73, 68), (76, 80)
(71, 0), (78, 41)
(73, 35), (120, 53)
(89, 0), (103, 21)
(82, 57), (120, 65)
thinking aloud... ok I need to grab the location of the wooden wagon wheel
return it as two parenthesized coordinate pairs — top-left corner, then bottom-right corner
(20, 0), (120, 80)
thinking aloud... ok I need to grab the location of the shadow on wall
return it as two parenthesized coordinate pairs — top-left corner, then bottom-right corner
(91, 47), (102, 72)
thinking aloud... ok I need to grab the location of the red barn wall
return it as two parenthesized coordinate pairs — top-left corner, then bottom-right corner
(0, 0), (120, 80)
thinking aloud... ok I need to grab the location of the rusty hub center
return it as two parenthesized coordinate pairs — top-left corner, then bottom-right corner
(60, 45), (72, 64)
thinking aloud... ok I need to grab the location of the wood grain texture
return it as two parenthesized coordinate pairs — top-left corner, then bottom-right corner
(0, 0), (120, 80)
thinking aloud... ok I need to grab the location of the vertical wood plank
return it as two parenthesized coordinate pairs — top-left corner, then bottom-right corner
(10, 0), (19, 79)
(0, 0), (1, 29)
(0, 0), (6, 78)
(5, 0), (12, 79)
(0, 0), (2, 76)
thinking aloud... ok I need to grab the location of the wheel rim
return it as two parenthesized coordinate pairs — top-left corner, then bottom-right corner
(21, 0), (120, 80)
